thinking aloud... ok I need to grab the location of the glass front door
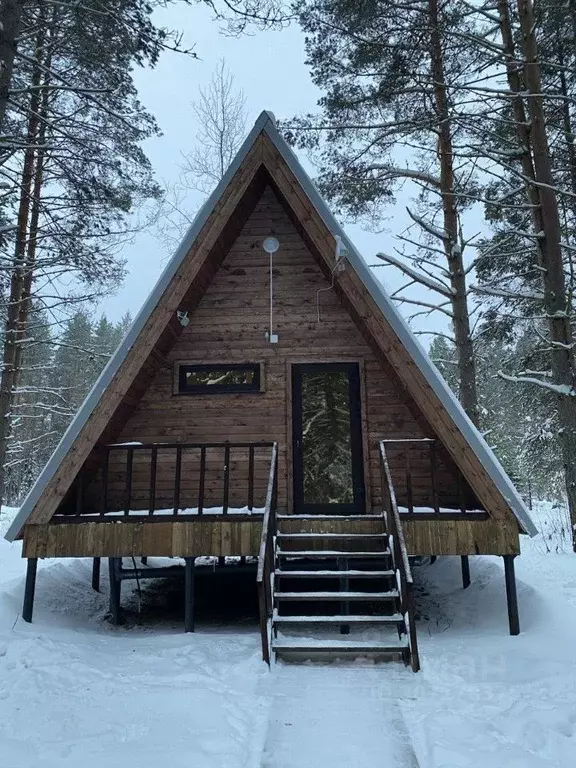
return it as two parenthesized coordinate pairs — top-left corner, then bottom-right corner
(291, 363), (366, 514)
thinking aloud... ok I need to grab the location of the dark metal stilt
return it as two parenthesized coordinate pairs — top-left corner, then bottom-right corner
(461, 555), (471, 589)
(22, 558), (38, 623)
(430, 555), (437, 565)
(218, 556), (225, 568)
(108, 557), (121, 625)
(503, 555), (520, 635)
(141, 557), (148, 566)
(92, 557), (101, 592)
(184, 557), (195, 633)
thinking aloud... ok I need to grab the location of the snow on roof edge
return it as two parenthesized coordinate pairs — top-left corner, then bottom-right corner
(5, 110), (537, 541)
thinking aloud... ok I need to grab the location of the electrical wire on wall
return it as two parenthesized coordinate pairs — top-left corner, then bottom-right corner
(316, 234), (349, 323)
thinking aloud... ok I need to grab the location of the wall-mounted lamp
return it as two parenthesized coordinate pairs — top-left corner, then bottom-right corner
(177, 310), (190, 328)
(263, 236), (280, 343)
(263, 236), (280, 255)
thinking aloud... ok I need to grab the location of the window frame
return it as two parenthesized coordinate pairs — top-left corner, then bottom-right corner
(175, 362), (262, 395)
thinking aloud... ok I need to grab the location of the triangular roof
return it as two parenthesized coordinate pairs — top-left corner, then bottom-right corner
(5, 111), (537, 541)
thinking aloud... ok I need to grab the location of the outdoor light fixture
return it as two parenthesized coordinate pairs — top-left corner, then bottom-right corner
(177, 310), (190, 328)
(263, 236), (280, 343)
(263, 236), (280, 255)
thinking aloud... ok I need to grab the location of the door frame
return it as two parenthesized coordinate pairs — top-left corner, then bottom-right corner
(291, 362), (366, 515)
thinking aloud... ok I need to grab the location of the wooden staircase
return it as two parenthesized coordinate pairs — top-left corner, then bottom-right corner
(271, 516), (414, 665)
(256, 442), (420, 670)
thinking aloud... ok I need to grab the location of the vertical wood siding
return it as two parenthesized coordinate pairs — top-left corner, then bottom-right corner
(78, 186), (476, 514)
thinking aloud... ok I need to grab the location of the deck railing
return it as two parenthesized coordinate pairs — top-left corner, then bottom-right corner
(63, 441), (277, 520)
(380, 437), (487, 519)
(256, 442), (278, 665)
(379, 440), (420, 672)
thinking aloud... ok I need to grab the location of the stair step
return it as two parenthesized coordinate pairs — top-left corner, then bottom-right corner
(274, 590), (399, 601)
(277, 515), (384, 520)
(276, 569), (395, 578)
(277, 550), (391, 559)
(277, 533), (385, 539)
(273, 612), (403, 624)
(273, 639), (408, 654)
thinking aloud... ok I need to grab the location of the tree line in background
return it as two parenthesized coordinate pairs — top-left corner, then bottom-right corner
(4, 308), (131, 504)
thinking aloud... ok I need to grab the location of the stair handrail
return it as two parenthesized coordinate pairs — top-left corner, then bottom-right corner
(256, 441), (279, 665)
(379, 440), (421, 672)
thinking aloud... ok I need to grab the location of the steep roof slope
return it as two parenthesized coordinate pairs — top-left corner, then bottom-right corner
(5, 111), (537, 541)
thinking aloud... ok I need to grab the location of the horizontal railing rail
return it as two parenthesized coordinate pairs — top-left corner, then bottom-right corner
(379, 440), (420, 673)
(61, 441), (277, 520)
(256, 442), (278, 666)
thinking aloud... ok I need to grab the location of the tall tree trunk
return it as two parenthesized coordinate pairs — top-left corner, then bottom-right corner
(0, 9), (45, 506)
(429, 0), (480, 427)
(497, 0), (576, 546)
(13, 6), (55, 382)
(0, 0), (24, 134)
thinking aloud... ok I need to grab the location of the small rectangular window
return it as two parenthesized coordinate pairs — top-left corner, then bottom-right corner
(177, 363), (261, 394)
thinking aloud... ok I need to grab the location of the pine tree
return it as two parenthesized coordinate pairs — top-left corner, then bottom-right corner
(287, 0), (482, 425)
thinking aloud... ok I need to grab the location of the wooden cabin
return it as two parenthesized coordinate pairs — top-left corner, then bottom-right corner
(5, 111), (537, 670)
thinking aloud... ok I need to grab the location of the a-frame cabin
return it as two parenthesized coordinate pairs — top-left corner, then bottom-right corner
(5, 112), (536, 669)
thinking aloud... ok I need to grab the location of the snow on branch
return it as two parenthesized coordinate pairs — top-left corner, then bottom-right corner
(372, 252), (455, 298)
(363, 165), (442, 189)
(406, 208), (450, 242)
(470, 283), (545, 300)
(498, 370), (576, 396)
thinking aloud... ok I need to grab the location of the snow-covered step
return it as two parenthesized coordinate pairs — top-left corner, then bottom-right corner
(277, 533), (386, 539)
(276, 514), (384, 520)
(274, 590), (399, 601)
(272, 639), (408, 655)
(275, 569), (394, 579)
(273, 612), (403, 624)
(277, 550), (391, 559)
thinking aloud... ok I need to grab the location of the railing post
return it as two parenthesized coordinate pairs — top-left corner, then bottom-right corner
(100, 448), (109, 518)
(149, 446), (157, 515)
(123, 448), (133, 517)
(248, 445), (255, 511)
(75, 470), (83, 517)
(173, 445), (182, 514)
(404, 445), (413, 514)
(223, 442), (230, 514)
(198, 446), (206, 514)
(429, 441), (440, 515)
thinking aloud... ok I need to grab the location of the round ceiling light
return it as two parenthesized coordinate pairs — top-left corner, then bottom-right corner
(263, 236), (280, 254)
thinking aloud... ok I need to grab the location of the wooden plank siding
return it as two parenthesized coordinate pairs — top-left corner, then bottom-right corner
(23, 519), (263, 559)
(80, 186), (471, 519)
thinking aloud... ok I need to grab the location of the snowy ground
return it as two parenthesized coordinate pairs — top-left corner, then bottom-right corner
(1, 501), (575, 767)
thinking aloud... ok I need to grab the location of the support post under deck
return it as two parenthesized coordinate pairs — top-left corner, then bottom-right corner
(461, 555), (471, 589)
(184, 557), (195, 633)
(92, 558), (101, 592)
(108, 557), (121, 625)
(503, 555), (520, 635)
(22, 558), (38, 623)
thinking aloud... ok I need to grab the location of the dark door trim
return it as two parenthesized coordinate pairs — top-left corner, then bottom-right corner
(291, 362), (366, 515)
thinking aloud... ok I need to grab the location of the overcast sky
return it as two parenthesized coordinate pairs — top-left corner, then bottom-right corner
(96, 4), (450, 346)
